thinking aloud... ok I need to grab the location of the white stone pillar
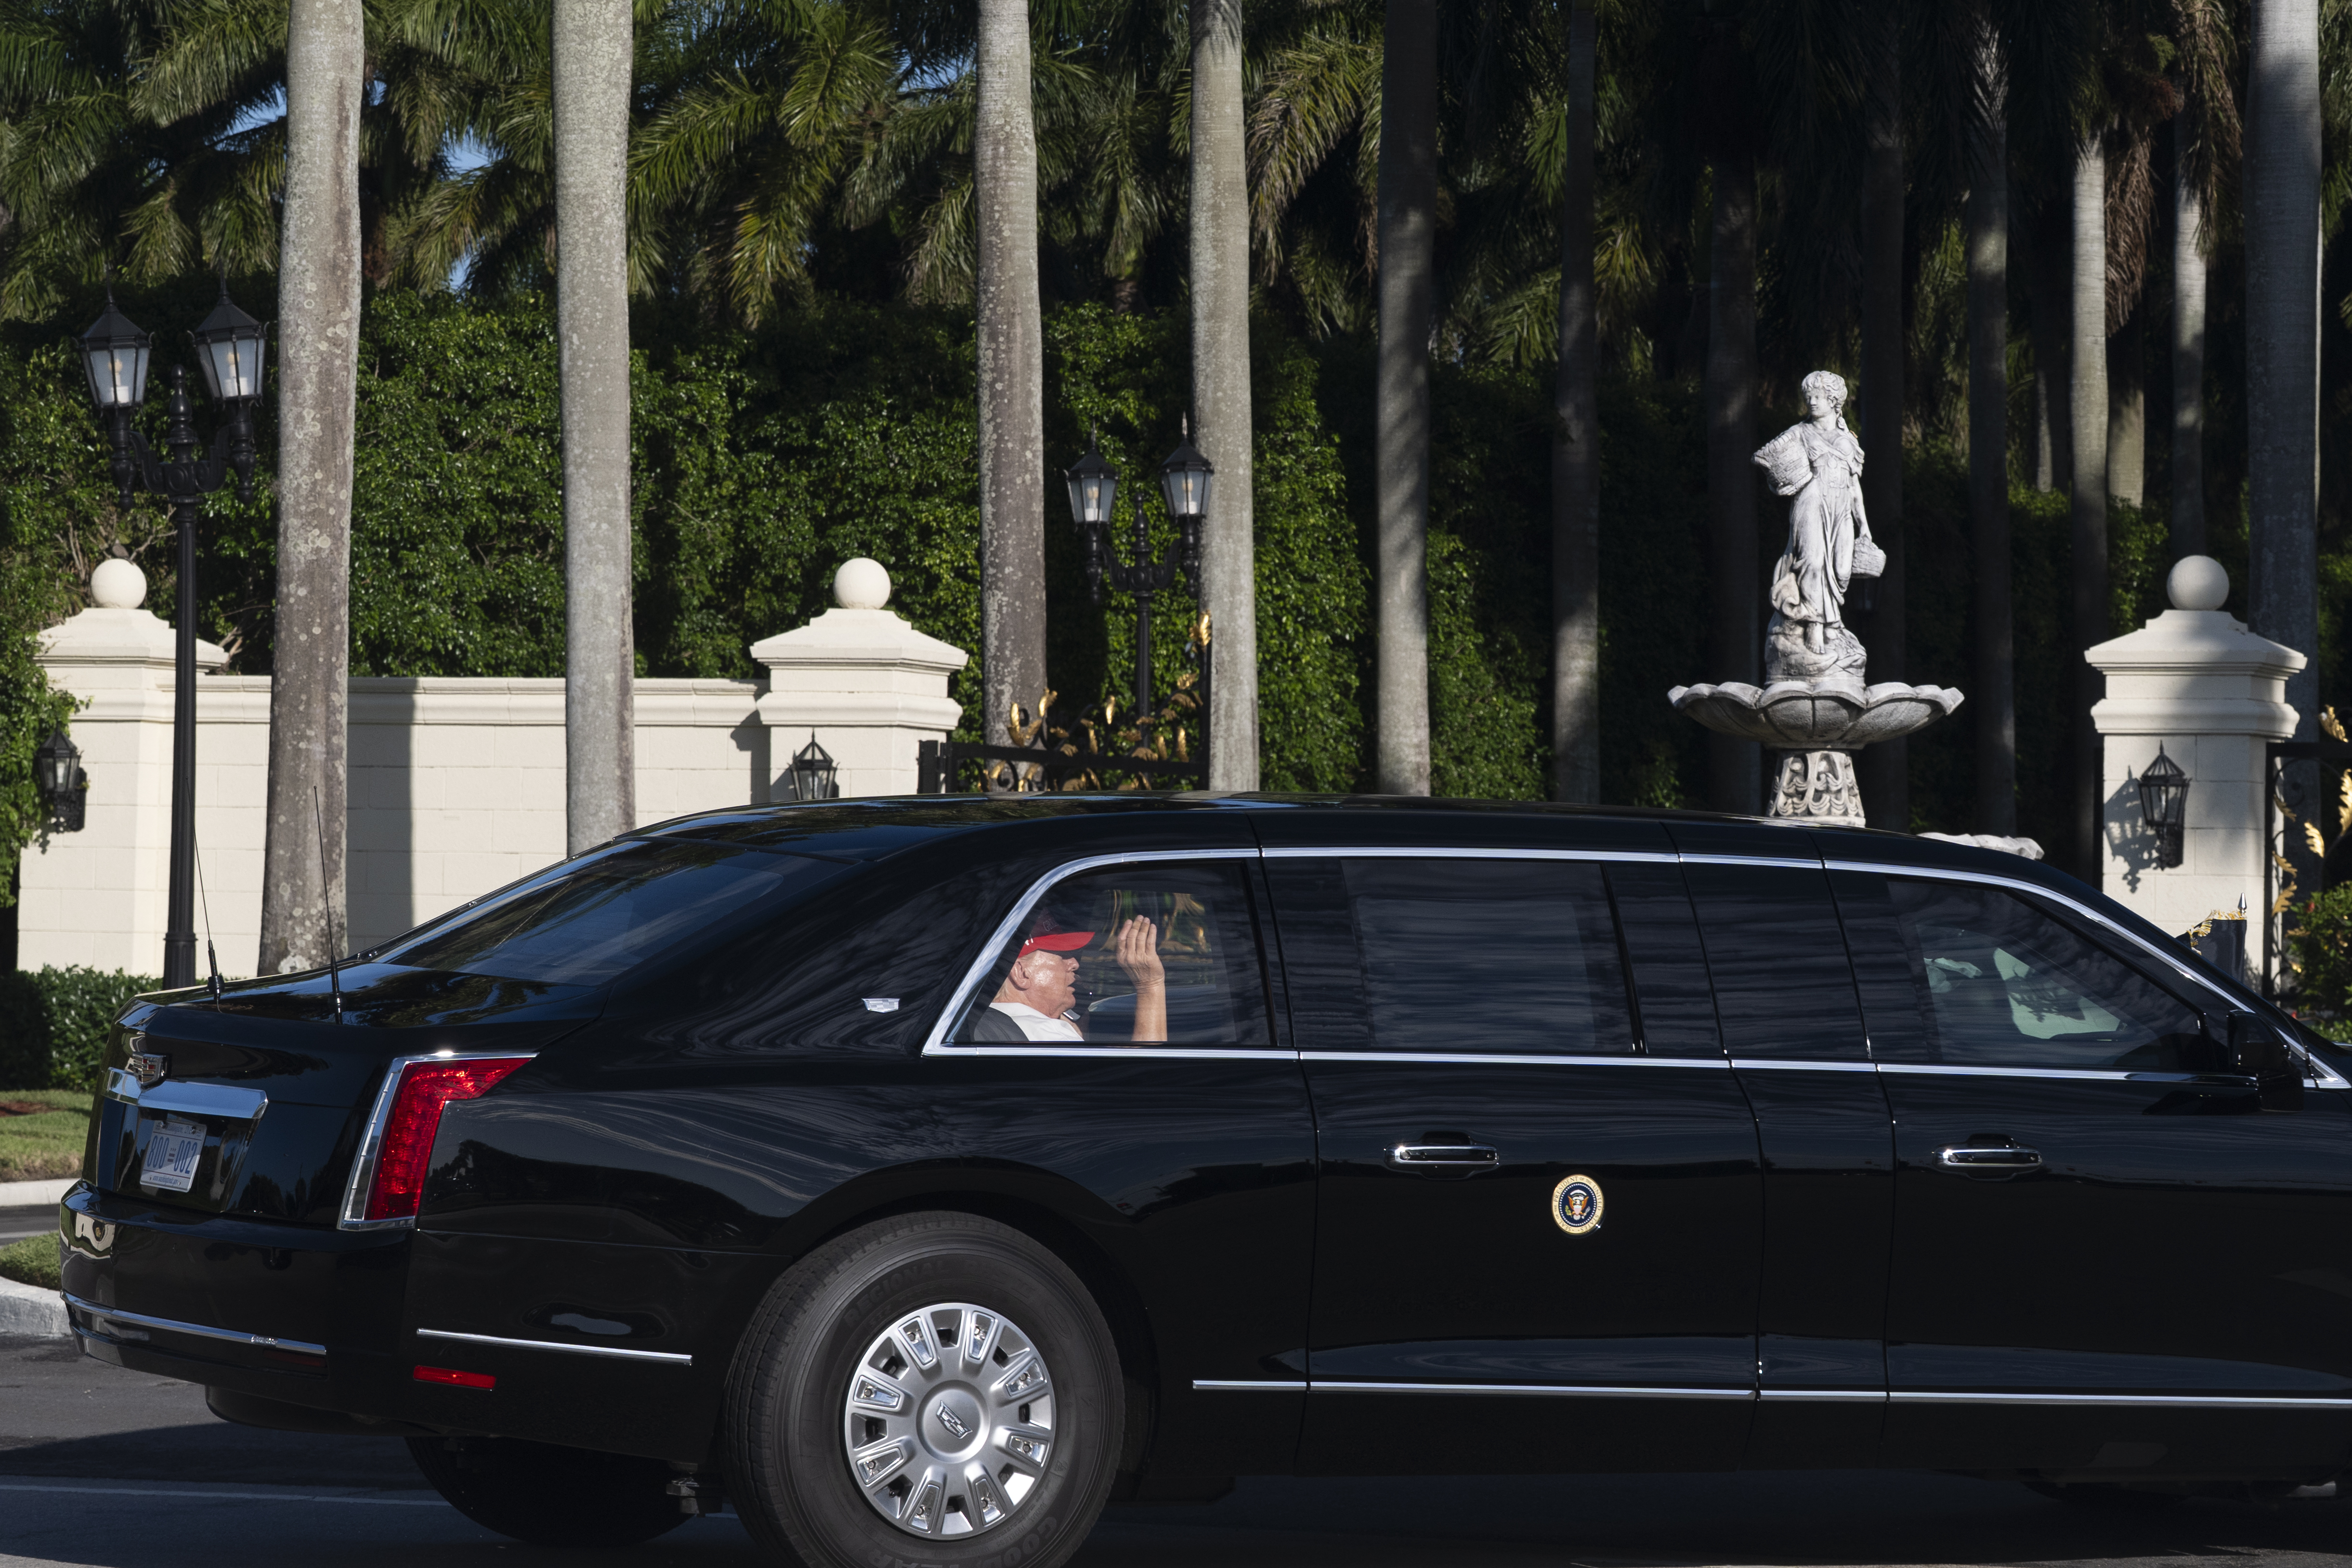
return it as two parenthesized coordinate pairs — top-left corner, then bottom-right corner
(24, 558), (234, 974)
(2087, 556), (2304, 966)
(749, 560), (968, 798)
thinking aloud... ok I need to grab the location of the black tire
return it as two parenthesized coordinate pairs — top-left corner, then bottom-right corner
(405, 1435), (688, 1547)
(724, 1211), (1124, 1568)
(2023, 1479), (2186, 1511)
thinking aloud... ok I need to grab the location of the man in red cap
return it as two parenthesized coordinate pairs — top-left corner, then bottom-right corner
(977, 916), (1165, 1042)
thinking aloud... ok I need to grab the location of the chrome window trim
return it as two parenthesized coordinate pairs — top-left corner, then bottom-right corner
(1674, 853), (1826, 872)
(104, 1072), (268, 1122)
(1310, 1380), (1754, 1402)
(1889, 1390), (2352, 1409)
(336, 1051), (540, 1232)
(922, 848), (1267, 1057)
(416, 1327), (693, 1367)
(63, 1292), (325, 1357)
(1876, 1062), (2143, 1084)
(1257, 846), (1682, 864)
(1302, 1050), (1727, 1069)
(1731, 1059), (1877, 1073)
(1757, 1389), (1887, 1403)
(1191, 1378), (1308, 1392)
(1825, 857), (2352, 1090)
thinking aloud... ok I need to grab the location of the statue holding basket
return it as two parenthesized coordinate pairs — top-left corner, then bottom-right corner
(1753, 370), (1883, 682)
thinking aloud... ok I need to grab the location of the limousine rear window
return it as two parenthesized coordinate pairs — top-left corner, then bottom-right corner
(374, 839), (846, 987)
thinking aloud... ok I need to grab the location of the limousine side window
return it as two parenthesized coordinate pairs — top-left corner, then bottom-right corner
(1886, 878), (2207, 1071)
(953, 862), (1270, 1045)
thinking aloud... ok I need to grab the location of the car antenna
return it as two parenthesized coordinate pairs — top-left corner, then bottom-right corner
(314, 786), (343, 1022)
(194, 824), (222, 1005)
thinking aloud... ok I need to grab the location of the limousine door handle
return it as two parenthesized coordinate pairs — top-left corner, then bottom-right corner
(1934, 1143), (2042, 1175)
(1386, 1143), (1502, 1174)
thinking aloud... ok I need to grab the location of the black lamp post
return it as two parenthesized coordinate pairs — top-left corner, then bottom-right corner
(1063, 421), (1210, 715)
(784, 732), (839, 801)
(35, 729), (86, 834)
(2138, 744), (2190, 869)
(79, 282), (269, 987)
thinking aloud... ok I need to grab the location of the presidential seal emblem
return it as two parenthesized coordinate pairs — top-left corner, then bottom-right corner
(1552, 1174), (1603, 1235)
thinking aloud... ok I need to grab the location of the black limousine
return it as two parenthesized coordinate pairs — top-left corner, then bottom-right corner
(55, 796), (2346, 1566)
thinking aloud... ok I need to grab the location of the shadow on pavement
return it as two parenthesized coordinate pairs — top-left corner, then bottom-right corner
(0, 1423), (420, 1490)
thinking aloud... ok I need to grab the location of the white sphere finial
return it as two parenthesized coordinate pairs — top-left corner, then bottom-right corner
(2168, 555), (2230, 613)
(90, 555), (146, 610)
(834, 558), (891, 610)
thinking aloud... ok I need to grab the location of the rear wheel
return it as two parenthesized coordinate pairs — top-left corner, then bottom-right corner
(725, 1211), (1123, 1568)
(405, 1435), (687, 1546)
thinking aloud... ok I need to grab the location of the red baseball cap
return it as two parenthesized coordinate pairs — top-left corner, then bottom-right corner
(1016, 929), (1094, 960)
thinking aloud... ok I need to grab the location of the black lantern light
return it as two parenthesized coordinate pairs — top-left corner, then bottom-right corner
(785, 732), (839, 802)
(78, 290), (152, 412)
(35, 728), (86, 834)
(1065, 432), (1118, 528)
(1158, 416), (1214, 521)
(189, 282), (268, 405)
(2138, 744), (2190, 869)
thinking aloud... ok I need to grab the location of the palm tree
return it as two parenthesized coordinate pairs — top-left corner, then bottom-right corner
(257, 0), (362, 975)
(2246, 0), (2322, 899)
(1552, 0), (1598, 805)
(551, 0), (635, 851)
(1856, 6), (1905, 831)
(976, 0), (1045, 757)
(2067, 127), (2105, 877)
(1190, 0), (1258, 789)
(2168, 0), (2240, 560)
(1372, 0), (1433, 795)
(1966, 20), (2012, 835)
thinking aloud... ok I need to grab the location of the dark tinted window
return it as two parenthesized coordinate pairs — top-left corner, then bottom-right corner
(1829, 869), (1933, 1062)
(1607, 862), (1721, 1056)
(1342, 858), (1632, 1053)
(376, 839), (841, 986)
(1889, 879), (2208, 1070)
(954, 861), (1268, 1045)
(1685, 863), (1866, 1060)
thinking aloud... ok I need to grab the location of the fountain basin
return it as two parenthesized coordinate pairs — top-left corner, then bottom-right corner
(1667, 677), (1964, 751)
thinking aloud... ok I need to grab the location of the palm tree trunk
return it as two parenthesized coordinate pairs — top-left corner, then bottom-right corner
(1856, 19), (1906, 830)
(1374, 0), (1436, 795)
(2107, 302), (2145, 506)
(2172, 109), (2207, 559)
(1703, 155), (1759, 816)
(2068, 132), (2109, 883)
(1968, 37), (2014, 836)
(2247, 0), (2322, 919)
(2032, 208), (2072, 493)
(1551, 0), (1599, 805)
(978, 0), (1046, 765)
(1191, 0), (1256, 789)
(552, 0), (634, 852)
(2033, 373), (2053, 490)
(257, 0), (361, 974)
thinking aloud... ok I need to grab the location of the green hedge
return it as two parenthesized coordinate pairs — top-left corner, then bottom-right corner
(0, 967), (157, 1092)
(4, 285), (2334, 856)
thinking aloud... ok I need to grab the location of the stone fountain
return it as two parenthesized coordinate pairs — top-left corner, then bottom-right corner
(1669, 370), (1962, 826)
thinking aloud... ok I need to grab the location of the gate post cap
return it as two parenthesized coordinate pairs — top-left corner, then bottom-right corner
(2168, 555), (2230, 613)
(834, 559), (890, 610)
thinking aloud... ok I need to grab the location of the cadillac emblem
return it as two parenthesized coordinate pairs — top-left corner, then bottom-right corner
(1552, 1174), (1603, 1235)
(125, 1047), (170, 1090)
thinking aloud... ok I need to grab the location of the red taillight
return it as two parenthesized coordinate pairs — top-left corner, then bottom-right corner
(363, 1057), (531, 1223)
(414, 1365), (496, 1389)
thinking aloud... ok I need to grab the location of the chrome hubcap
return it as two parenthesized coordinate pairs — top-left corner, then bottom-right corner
(842, 1302), (1057, 1538)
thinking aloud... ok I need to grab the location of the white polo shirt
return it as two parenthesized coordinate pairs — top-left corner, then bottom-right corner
(987, 1002), (1085, 1042)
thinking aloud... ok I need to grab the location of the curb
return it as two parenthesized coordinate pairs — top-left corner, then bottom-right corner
(0, 1268), (67, 1339)
(0, 1178), (78, 1208)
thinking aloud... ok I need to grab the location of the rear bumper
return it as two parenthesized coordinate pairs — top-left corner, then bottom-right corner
(58, 1183), (419, 1424)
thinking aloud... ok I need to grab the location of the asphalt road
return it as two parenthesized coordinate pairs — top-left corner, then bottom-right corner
(0, 1205), (57, 1247)
(7, 1331), (2352, 1568)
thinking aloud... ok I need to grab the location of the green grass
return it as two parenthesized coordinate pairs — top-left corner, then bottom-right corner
(0, 1234), (59, 1290)
(0, 1088), (88, 1181)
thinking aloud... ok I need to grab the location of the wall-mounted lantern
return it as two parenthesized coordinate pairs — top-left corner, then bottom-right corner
(784, 732), (839, 802)
(2139, 744), (2190, 868)
(36, 729), (86, 833)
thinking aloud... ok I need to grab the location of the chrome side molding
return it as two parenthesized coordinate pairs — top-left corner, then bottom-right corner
(416, 1327), (693, 1367)
(63, 1292), (323, 1357)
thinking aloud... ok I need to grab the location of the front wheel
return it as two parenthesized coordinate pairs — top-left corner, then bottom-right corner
(405, 1435), (687, 1546)
(724, 1212), (1124, 1568)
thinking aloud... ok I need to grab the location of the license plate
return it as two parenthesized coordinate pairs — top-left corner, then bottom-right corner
(140, 1117), (205, 1193)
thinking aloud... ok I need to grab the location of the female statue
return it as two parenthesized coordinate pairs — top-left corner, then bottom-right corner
(1753, 371), (1882, 681)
